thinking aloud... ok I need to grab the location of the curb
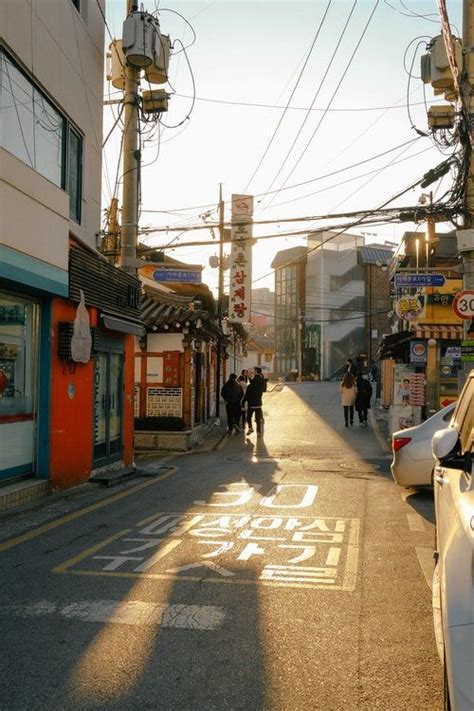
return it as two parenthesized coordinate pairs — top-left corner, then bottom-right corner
(368, 409), (391, 453)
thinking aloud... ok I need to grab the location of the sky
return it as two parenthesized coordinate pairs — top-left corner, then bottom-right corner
(102, 0), (463, 296)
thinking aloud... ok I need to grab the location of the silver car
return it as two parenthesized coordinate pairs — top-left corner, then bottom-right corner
(432, 370), (474, 710)
(391, 403), (456, 487)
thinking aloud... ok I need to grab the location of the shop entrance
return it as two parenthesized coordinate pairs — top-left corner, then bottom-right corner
(93, 347), (123, 465)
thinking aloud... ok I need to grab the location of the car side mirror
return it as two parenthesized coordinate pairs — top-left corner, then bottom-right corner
(432, 427), (459, 463)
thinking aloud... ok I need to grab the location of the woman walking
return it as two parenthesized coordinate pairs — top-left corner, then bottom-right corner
(339, 371), (357, 427)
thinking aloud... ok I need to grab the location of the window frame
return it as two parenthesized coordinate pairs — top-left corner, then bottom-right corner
(1, 48), (83, 225)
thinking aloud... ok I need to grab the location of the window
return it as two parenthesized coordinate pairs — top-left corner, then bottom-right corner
(0, 51), (82, 223)
(67, 127), (82, 223)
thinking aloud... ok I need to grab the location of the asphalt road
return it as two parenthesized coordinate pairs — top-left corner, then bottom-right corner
(0, 383), (442, 710)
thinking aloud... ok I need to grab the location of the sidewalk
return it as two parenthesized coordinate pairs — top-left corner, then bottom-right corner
(368, 404), (391, 453)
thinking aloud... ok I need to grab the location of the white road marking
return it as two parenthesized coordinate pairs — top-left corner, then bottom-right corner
(0, 600), (226, 630)
(406, 513), (426, 532)
(415, 547), (434, 590)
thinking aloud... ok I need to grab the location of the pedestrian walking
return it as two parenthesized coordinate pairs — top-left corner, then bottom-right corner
(243, 367), (266, 435)
(221, 373), (243, 433)
(339, 371), (357, 427)
(240, 369), (249, 383)
(355, 374), (373, 427)
(238, 375), (248, 429)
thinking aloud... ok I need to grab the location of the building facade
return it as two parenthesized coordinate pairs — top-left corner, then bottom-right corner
(271, 247), (306, 378)
(1, 1), (141, 493)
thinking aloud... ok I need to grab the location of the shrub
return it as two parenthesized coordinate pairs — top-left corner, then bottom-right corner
(134, 416), (185, 431)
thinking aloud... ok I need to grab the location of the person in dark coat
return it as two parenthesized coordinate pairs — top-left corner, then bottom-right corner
(355, 374), (373, 427)
(221, 373), (244, 433)
(242, 367), (266, 435)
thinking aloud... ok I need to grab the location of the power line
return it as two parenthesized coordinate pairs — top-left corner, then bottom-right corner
(265, 0), (381, 207)
(171, 92), (442, 114)
(262, 0), (358, 203)
(243, 0), (332, 193)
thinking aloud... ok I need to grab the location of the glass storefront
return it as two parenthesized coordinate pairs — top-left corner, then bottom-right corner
(0, 292), (38, 480)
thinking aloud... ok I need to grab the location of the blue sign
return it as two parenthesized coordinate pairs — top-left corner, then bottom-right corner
(153, 269), (201, 284)
(394, 273), (446, 288)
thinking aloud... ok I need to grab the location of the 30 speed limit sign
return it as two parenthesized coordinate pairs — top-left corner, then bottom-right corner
(452, 290), (474, 319)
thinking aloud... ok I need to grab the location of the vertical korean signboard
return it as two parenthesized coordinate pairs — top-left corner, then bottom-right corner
(229, 194), (253, 323)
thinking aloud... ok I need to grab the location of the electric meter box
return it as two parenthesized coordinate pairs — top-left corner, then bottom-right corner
(122, 12), (160, 68)
(108, 40), (125, 90)
(142, 89), (169, 113)
(456, 229), (474, 253)
(428, 104), (455, 129)
(145, 34), (171, 85)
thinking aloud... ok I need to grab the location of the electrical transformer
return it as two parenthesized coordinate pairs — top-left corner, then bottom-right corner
(145, 34), (171, 85)
(122, 11), (161, 68)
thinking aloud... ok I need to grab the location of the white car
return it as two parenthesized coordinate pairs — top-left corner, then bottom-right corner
(432, 370), (474, 711)
(391, 403), (456, 487)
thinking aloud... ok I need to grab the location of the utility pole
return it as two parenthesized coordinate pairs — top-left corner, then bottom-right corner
(459, 0), (474, 374)
(215, 184), (225, 418)
(121, 0), (140, 275)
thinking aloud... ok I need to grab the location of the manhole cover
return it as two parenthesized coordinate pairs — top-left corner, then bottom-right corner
(339, 461), (380, 471)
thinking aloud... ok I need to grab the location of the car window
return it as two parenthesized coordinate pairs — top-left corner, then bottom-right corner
(442, 406), (455, 423)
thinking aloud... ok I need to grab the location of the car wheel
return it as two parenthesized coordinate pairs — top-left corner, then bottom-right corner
(443, 653), (451, 711)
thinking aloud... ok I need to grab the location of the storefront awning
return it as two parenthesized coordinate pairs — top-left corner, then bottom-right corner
(378, 329), (413, 359)
(101, 314), (145, 336)
(412, 324), (463, 340)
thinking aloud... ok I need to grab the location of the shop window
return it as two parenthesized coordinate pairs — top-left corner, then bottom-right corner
(0, 294), (36, 417)
(0, 51), (83, 224)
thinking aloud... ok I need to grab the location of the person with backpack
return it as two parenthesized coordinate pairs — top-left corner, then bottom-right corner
(221, 373), (244, 434)
(243, 367), (266, 435)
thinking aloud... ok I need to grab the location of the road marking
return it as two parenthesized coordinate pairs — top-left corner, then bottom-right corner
(0, 599), (225, 630)
(0, 467), (178, 553)
(415, 547), (434, 590)
(53, 513), (361, 591)
(406, 513), (426, 532)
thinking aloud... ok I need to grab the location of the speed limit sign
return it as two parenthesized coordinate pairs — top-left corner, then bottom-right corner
(452, 290), (474, 319)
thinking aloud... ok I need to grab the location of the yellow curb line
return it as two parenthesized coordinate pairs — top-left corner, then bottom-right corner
(0, 467), (177, 553)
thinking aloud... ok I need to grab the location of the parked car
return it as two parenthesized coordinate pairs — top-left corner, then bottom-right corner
(391, 403), (456, 487)
(432, 370), (474, 711)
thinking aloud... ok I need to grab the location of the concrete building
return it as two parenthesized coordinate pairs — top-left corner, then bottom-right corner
(305, 232), (393, 379)
(0, 1), (142, 498)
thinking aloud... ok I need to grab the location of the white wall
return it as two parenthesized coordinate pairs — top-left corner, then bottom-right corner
(1, 0), (105, 261)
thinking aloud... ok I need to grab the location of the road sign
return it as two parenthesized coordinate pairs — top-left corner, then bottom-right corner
(452, 290), (474, 319)
(394, 273), (446, 288)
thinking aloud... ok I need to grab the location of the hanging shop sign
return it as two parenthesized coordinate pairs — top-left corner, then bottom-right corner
(395, 295), (424, 321)
(229, 194), (253, 323)
(394, 273), (446, 288)
(410, 340), (427, 364)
